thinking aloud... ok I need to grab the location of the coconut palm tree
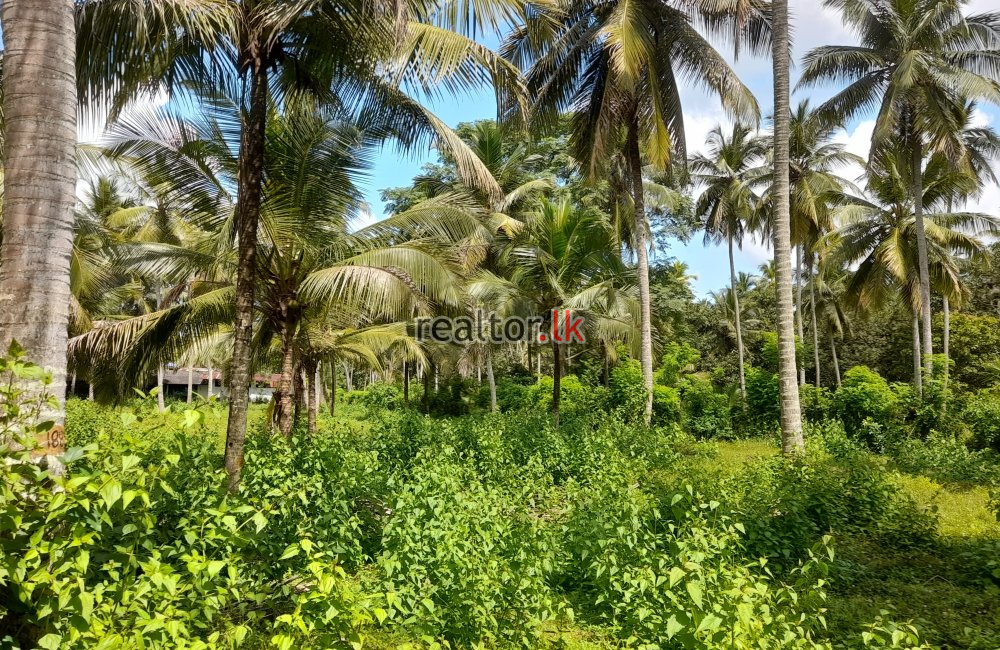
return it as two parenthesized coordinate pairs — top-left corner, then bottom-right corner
(799, 0), (1000, 381)
(70, 104), (468, 438)
(692, 124), (767, 401)
(0, 1), (77, 442)
(827, 148), (1000, 390)
(756, 100), (864, 386)
(77, 0), (524, 489)
(505, 0), (764, 424)
(468, 198), (638, 427)
(771, 0), (804, 453)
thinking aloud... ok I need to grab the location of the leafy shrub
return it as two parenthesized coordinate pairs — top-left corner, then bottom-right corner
(889, 433), (1000, 485)
(731, 453), (937, 563)
(610, 359), (681, 425)
(527, 375), (608, 420)
(378, 449), (559, 647)
(355, 382), (402, 414)
(800, 383), (833, 423)
(559, 484), (833, 649)
(656, 342), (700, 387)
(833, 367), (902, 450)
(680, 376), (733, 439)
(961, 386), (1000, 452)
(739, 366), (781, 436)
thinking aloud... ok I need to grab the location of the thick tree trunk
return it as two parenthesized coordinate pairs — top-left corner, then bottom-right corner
(626, 122), (655, 426)
(771, 0), (804, 454)
(551, 341), (561, 428)
(225, 59), (268, 491)
(943, 296), (950, 411)
(157, 365), (166, 413)
(0, 0), (77, 448)
(729, 236), (747, 402)
(808, 255), (821, 387)
(830, 334), (841, 387)
(911, 127), (933, 379)
(912, 311), (922, 394)
(486, 347), (497, 412)
(276, 315), (296, 438)
(795, 246), (806, 385)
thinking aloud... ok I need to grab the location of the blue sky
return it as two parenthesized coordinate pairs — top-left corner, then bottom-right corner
(358, 0), (1000, 297)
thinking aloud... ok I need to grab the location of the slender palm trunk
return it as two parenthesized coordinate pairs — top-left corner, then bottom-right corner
(157, 365), (166, 413)
(294, 367), (307, 426)
(626, 121), (654, 425)
(729, 236), (747, 401)
(208, 363), (214, 398)
(70, 371), (77, 398)
(344, 363), (353, 392)
(403, 360), (409, 403)
(830, 334), (841, 387)
(808, 255), (821, 387)
(329, 357), (337, 415)
(307, 361), (318, 435)
(224, 59), (268, 492)
(551, 341), (562, 428)
(88, 382), (94, 401)
(486, 347), (497, 412)
(0, 0), (77, 443)
(771, 0), (804, 454)
(276, 314), (296, 437)
(423, 361), (432, 413)
(910, 126), (933, 378)
(912, 311), (923, 395)
(187, 365), (194, 404)
(795, 246), (806, 385)
(943, 297), (950, 411)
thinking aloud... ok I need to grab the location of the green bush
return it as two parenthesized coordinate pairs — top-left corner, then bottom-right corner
(799, 383), (833, 423)
(610, 359), (681, 425)
(889, 433), (1000, 485)
(680, 376), (733, 439)
(832, 367), (902, 451)
(739, 366), (781, 436)
(559, 484), (833, 648)
(378, 450), (558, 647)
(961, 386), (1000, 451)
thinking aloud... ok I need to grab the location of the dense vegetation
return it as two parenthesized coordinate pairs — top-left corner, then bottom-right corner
(3, 344), (1000, 649)
(2, 0), (1000, 647)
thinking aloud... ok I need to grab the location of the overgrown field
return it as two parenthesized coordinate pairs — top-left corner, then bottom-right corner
(1, 390), (998, 650)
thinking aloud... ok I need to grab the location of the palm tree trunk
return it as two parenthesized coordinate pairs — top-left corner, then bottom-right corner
(187, 365), (194, 404)
(276, 315), (296, 437)
(808, 254), (821, 387)
(626, 121), (655, 426)
(423, 360), (432, 413)
(912, 311), (923, 395)
(0, 0), (77, 441)
(344, 363), (353, 392)
(796, 246), (806, 385)
(910, 125), (933, 379)
(224, 56), (269, 491)
(70, 371), (77, 398)
(294, 367), (307, 426)
(88, 381), (94, 401)
(551, 341), (561, 428)
(771, 0), (805, 454)
(830, 334), (841, 387)
(486, 347), (497, 413)
(403, 359), (409, 403)
(157, 365), (166, 413)
(208, 363), (214, 398)
(729, 236), (747, 402)
(307, 361), (318, 435)
(943, 296), (951, 411)
(329, 357), (337, 415)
